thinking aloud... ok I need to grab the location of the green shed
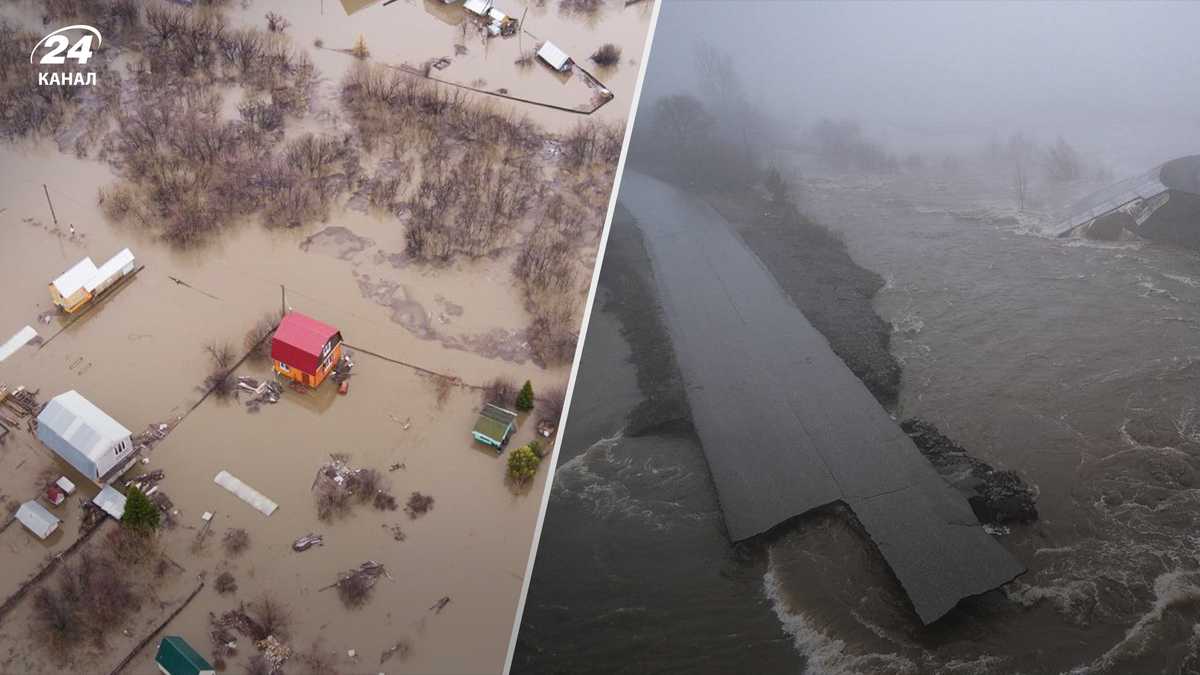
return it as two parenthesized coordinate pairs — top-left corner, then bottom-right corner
(155, 635), (215, 675)
(473, 403), (518, 452)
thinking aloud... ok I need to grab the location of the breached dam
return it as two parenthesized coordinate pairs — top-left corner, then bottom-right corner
(617, 171), (1024, 624)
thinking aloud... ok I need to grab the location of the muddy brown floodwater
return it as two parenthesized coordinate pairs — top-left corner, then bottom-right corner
(0, 0), (653, 672)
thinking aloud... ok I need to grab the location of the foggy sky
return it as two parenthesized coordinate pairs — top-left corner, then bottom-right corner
(641, 0), (1200, 170)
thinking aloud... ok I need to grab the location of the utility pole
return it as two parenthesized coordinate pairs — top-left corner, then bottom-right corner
(43, 184), (57, 225)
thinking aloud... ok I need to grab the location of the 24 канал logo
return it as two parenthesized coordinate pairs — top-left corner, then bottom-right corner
(30, 24), (102, 86)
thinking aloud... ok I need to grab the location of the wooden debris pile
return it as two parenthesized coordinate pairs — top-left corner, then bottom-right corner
(311, 454), (395, 521)
(256, 635), (292, 671)
(237, 376), (283, 411)
(134, 419), (178, 453)
(0, 384), (39, 429)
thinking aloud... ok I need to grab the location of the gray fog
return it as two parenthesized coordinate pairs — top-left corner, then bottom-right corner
(642, 0), (1200, 172)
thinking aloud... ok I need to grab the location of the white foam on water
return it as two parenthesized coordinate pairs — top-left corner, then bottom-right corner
(1163, 273), (1200, 289)
(1065, 569), (1200, 674)
(763, 558), (917, 675)
(552, 430), (693, 531)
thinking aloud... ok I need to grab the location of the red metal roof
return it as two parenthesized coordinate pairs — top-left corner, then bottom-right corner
(271, 312), (341, 375)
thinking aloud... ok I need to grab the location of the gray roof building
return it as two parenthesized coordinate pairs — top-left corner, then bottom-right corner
(16, 501), (60, 540)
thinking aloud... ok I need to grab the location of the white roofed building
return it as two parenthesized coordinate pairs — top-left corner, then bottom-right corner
(36, 391), (135, 483)
(537, 41), (572, 72)
(50, 257), (98, 312)
(16, 501), (60, 540)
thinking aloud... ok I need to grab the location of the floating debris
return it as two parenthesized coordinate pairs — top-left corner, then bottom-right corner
(430, 596), (451, 614)
(293, 533), (324, 552)
(381, 639), (411, 664)
(256, 635), (292, 671)
(385, 524), (406, 542)
(237, 376), (283, 410)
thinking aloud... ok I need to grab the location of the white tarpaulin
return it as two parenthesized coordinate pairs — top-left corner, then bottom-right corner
(214, 470), (277, 516)
(0, 326), (37, 362)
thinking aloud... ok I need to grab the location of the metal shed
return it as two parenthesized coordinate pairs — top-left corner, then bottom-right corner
(16, 501), (60, 539)
(472, 403), (518, 451)
(36, 391), (134, 482)
(93, 485), (128, 520)
(537, 41), (572, 72)
(155, 635), (215, 675)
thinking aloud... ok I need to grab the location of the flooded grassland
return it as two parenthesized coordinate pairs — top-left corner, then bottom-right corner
(0, 0), (652, 673)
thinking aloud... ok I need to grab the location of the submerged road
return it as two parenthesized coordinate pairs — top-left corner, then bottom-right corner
(617, 171), (1024, 624)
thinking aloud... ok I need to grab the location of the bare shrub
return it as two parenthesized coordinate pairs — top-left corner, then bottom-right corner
(204, 341), (237, 400)
(265, 11), (290, 33)
(336, 571), (373, 608)
(515, 224), (577, 294)
(315, 482), (352, 522)
(561, 0), (605, 14)
(32, 588), (80, 648)
(223, 528), (250, 556)
(374, 492), (398, 511)
(482, 377), (517, 407)
(430, 373), (455, 407)
(106, 526), (157, 566)
(33, 550), (142, 650)
(215, 571), (238, 594)
(1044, 136), (1083, 183)
(244, 311), (280, 360)
(246, 594), (291, 641)
(354, 468), (382, 501)
(542, 385), (567, 424)
(527, 298), (579, 366)
(590, 43), (621, 67)
(405, 492), (435, 519)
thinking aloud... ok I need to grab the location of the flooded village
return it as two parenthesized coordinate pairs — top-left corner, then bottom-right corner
(0, 0), (652, 673)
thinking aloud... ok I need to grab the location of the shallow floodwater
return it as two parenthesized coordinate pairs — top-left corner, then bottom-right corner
(517, 166), (1200, 675)
(0, 0), (651, 670)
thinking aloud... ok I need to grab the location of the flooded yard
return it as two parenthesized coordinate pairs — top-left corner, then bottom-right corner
(0, 0), (652, 671)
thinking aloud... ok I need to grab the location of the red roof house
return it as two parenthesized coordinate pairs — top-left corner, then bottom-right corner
(271, 312), (343, 388)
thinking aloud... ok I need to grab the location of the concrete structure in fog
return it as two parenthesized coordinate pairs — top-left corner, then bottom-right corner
(1058, 155), (1200, 246)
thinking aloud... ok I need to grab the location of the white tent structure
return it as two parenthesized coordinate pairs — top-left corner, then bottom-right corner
(537, 41), (572, 72)
(16, 501), (60, 540)
(214, 471), (278, 516)
(36, 391), (134, 482)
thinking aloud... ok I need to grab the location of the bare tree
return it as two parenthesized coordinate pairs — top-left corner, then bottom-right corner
(1044, 136), (1082, 183)
(1013, 159), (1028, 212)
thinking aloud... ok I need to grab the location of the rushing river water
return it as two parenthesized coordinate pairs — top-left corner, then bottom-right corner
(516, 168), (1200, 674)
